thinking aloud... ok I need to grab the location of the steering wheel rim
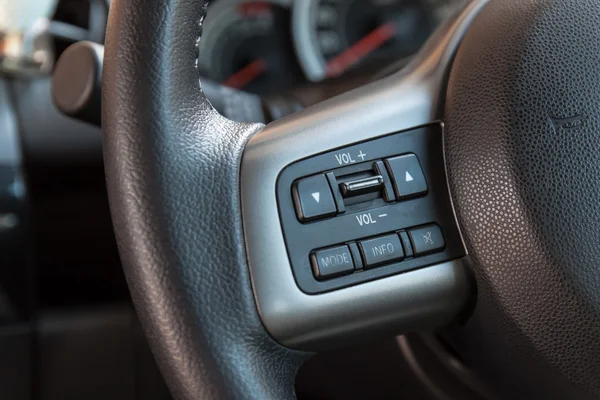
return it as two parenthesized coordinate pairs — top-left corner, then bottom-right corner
(103, 0), (600, 399)
(103, 0), (308, 398)
(102, 0), (484, 398)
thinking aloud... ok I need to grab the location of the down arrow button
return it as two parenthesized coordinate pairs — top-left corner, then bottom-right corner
(292, 174), (337, 222)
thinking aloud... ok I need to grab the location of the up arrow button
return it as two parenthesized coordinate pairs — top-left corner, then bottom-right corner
(385, 154), (428, 200)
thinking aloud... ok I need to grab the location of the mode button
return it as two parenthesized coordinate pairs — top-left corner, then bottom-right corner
(311, 245), (355, 280)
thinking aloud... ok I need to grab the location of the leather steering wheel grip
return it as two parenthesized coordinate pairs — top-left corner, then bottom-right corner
(102, 0), (309, 399)
(445, 1), (600, 399)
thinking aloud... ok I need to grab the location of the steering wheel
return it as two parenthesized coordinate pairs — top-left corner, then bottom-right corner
(102, 0), (600, 399)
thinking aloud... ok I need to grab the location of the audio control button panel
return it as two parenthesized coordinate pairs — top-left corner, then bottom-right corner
(276, 124), (465, 294)
(310, 223), (446, 282)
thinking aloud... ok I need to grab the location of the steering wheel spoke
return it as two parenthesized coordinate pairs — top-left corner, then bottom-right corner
(241, 0), (487, 350)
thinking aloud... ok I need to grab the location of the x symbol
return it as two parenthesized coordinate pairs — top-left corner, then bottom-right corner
(422, 231), (434, 245)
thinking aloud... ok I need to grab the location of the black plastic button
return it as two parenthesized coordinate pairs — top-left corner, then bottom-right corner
(311, 245), (355, 280)
(293, 174), (337, 222)
(374, 161), (396, 202)
(359, 234), (404, 268)
(385, 154), (428, 199)
(408, 225), (445, 255)
(399, 231), (414, 258)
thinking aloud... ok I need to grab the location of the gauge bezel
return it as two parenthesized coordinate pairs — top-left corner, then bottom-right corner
(198, 0), (294, 91)
(291, 0), (465, 83)
(291, 1), (324, 82)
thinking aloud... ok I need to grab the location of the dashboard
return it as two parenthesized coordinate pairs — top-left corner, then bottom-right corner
(198, 0), (466, 96)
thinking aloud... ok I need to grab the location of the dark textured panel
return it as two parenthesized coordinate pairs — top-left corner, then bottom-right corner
(38, 308), (135, 400)
(445, 1), (600, 399)
(0, 326), (31, 400)
(11, 79), (103, 164)
(102, 0), (308, 400)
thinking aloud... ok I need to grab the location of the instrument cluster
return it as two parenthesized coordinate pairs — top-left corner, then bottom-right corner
(198, 0), (466, 95)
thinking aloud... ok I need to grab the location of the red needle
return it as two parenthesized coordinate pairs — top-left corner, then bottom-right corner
(326, 22), (397, 78)
(223, 59), (267, 90)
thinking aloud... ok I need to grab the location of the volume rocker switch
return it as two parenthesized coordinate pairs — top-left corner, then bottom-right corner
(293, 174), (337, 222)
(340, 175), (384, 198)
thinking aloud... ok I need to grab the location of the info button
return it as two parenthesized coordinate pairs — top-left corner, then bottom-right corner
(359, 234), (404, 268)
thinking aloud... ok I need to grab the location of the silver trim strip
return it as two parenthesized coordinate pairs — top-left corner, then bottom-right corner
(0, 80), (21, 165)
(241, 0), (487, 350)
(291, 0), (324, 82)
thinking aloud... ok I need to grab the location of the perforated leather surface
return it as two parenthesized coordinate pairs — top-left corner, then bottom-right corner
(102, 0), (308, 399)
(445, 1), (600, 399)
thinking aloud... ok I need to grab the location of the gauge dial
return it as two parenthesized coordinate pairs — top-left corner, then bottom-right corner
(198, 0), (302, 95)
(293, 0), (439, 82)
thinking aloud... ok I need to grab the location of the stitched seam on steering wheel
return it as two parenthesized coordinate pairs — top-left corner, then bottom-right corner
(195, 0), (210, 93)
